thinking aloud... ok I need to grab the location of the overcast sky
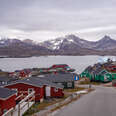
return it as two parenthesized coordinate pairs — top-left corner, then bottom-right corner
(0, 0), (116, 42)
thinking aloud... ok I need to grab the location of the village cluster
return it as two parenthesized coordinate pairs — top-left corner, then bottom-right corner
(1, 59), (116, 116)
(80, 59), (116, 83)
(0, 64), (79, 116)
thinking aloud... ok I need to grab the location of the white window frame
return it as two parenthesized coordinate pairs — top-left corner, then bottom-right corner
(28, 88), (34, 94)
(54, 88), (58, 92)
(12, 88), (18, 96)
(3, 109), (8, 113)
(2, 81), (5, 84)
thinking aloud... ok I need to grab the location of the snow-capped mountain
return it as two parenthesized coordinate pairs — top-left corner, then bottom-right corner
(1, 34), (116, 57)
(40, 34), (116, 51)
(93, 35), (116, 50)
(40, 34), (93, 50)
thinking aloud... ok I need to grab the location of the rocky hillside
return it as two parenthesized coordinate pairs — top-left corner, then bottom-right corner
(0, 38), (53, 57)
(40, 35), (116, 51)
(1, 35), (116, 57)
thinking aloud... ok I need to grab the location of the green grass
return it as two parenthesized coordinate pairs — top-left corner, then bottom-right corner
(64, 87), (85, 93)
(23, 103), (40, 116)
(79, 80), (101, 85)
(23, 98), (67, 116)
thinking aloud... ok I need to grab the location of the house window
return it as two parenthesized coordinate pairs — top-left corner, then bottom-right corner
(12, 88), (18, 96)
(28, 88), (34, 94)
(3, 109), (8, 113)
(54, 88), (58, 92)
(67, 82), (72, 87)
(2, 81), (7, 84)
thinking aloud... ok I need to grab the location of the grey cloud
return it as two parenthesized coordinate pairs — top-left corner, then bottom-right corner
(0, 0), (116, 40)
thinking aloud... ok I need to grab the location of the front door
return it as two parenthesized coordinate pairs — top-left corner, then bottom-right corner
(45, 86), (51, 97)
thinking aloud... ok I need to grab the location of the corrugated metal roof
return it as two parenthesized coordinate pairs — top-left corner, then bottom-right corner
(5, 77), (64, 89)
(0, 87), (16, 99)
(31, 77), (64, 88)
(0, 76), (10, 81)
(36, 73), (77, 83)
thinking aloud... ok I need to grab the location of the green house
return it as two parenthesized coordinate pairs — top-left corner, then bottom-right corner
(84, 68), (112, 82)
(80, 66), (93, 78)
(81, 63), (114, 83)
(93, 69), (112, 82)
(80, 71), (88, 78)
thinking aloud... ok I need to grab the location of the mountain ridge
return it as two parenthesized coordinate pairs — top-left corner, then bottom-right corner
(40, 34), (116, 50)
(0, 35), (116, 57)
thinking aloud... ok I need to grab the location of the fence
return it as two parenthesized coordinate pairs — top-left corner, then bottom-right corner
(3, 91), (35, 116)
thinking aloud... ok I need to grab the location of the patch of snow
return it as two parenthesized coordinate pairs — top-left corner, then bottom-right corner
(54, 41), (61, 46)
(75, 90), (88, 94)
(50, 40), (56, 44)
(68, 39), (74, 42)
(52, 46), (57, 50)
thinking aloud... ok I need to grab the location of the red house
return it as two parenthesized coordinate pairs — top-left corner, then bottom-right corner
(49, 64), (75, 72)
(108, 65), (116, 72)
(50, 87), (64, 97)
(4, 77), (64, 102)
(0, 87), (16, 116)
(30, 77), (64, 98)
(4, 79), (45, 102)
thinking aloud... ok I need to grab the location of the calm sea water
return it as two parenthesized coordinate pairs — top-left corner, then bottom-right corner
(0, 55), (114, 74)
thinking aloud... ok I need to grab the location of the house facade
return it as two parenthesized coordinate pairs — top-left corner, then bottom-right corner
(31, 77), (64, 98)
(4, 77), (64, 102)
(39, 73), (77, 89)
(4, 79), (44, 102)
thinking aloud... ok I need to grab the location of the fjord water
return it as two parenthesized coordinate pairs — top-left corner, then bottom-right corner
(0, 55), (111, 74)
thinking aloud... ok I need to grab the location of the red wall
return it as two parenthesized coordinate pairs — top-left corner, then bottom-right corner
(113, 83), (116, 87)
(0, 95), (16, 116)
(5, 83), (44, 102)
(51, 87), (64, 97)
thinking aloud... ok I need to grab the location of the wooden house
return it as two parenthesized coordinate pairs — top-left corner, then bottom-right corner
(4, 77), (64, 102)
(30, 77), (64, 98)
(80, 66), (93, 79)
(4, 78), (45, 102)
(49, 64), (75, 72)
(0, 87), (16, 116)
(90, 69), (112, 82)
(81, 64), (113, 82)
(38, 73), (78, 89)
(98, 69), (112, 82)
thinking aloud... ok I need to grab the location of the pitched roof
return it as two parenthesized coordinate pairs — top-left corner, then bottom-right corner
(5, 77), (64, 89)
(84, 66), (93, 73)
(37, 73), (77, 83)
(0, 76), (10, 81)
(31, 77), (64, 89)
(0, 76), (18, 82)
(0, 87), (16, 100)
(5, 78), (43, 88)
